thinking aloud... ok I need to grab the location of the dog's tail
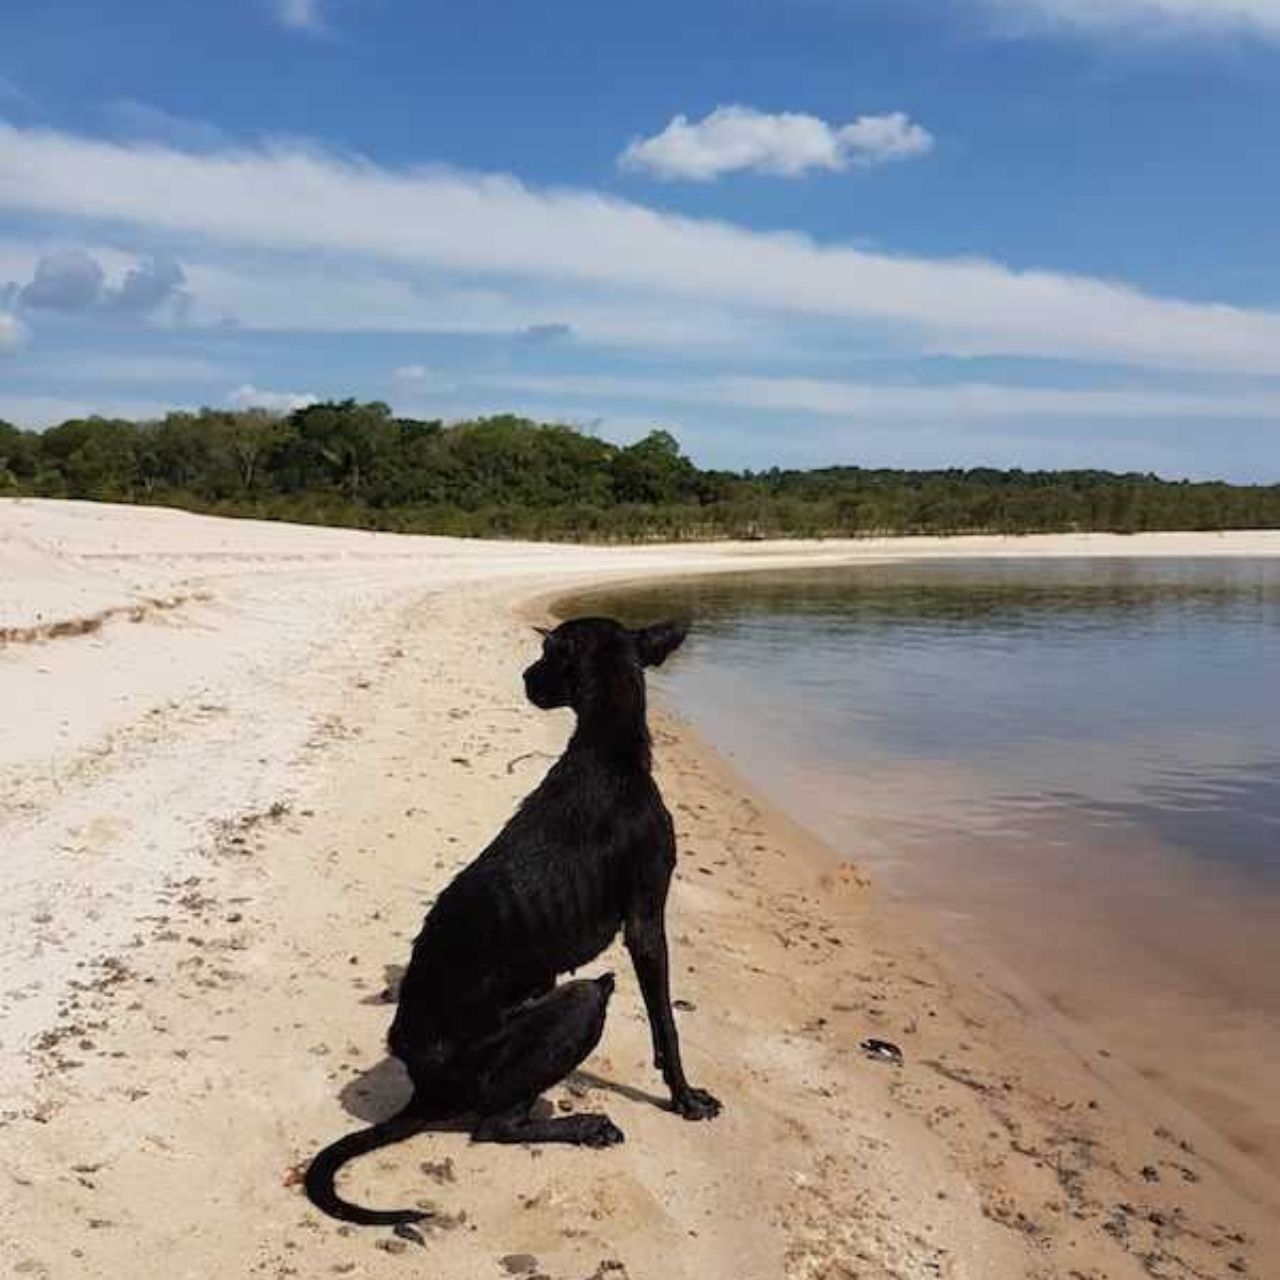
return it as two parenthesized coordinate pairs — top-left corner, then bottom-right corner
(304, 1106), (433, 1226)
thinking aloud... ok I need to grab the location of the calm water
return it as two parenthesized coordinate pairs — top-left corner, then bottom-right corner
(567, 558), (1280, 1169)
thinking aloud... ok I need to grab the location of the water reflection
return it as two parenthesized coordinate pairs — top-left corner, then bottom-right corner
(564, 556), (1280, 1173)
(568, 558), (1280, 886)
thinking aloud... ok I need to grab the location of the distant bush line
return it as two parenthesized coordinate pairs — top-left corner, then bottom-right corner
(3, 401), (1278, 541)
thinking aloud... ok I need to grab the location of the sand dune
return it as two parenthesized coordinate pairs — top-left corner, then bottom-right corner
(3, 498), (1278, 1279)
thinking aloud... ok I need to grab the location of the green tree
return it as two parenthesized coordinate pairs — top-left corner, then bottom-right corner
(38, 417), (141, 499)
(281, 400), (399, 498)
(611, 430), (696, 504)
(222, 410), (286, 493)
(6, 400), (1280, 541)
(0, 420), (37, 490)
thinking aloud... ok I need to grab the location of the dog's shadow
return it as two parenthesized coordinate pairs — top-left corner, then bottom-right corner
(341, 964), (670, 1124)
(569, 1069), (668, 1111)
(339, 1057), (670, 1126)
(338, 1053), (464, 1126)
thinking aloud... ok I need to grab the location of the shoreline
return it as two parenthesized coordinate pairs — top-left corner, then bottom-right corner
(3, 499), (1279, 1278)
(650, 698), (1280, 1201)
(641, 696), (1280, 1273)
(548, 553), (1280, 1192)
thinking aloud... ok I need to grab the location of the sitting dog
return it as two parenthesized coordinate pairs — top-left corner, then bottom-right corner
(305, 616), (721, 1225)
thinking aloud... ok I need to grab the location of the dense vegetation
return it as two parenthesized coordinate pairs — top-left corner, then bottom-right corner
(2, 401), (1278, 541)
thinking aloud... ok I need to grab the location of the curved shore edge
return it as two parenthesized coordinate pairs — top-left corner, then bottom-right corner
(3, 498), (1279, 1279)
(540, 571), (1280, 1192)
(554, 577), (1280, 1223)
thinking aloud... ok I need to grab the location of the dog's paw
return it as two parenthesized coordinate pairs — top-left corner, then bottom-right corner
(581, 1115), (626, 1148)
(673, 1086), (722, 1121)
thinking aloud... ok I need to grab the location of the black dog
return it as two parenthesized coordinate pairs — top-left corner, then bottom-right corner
(305, 616), (721, 1226)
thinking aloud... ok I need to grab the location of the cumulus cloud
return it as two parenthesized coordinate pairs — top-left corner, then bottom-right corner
(103, 254), (192, 318)
(227, 383), (318, 412)
(8, 246), (190, 320)
(979, 0), (1280, 39)
(19, 248), (106, 312)
(620, 106), (934, 180)
(6, 123), (1280, 373)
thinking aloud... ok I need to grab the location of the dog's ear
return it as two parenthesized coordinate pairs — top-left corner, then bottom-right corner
(634, 620), (689, 668)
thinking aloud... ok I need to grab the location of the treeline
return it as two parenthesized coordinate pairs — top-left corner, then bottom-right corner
(2, 401), (1278, 540)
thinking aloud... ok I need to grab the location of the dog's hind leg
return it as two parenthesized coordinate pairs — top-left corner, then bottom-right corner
(469, 974), (623, 1148)
(472, 1103), (623, 1148)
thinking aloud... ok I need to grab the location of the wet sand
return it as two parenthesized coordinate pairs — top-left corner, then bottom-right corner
(3, 498), (1279, 1279)
(672, 742), (1280, 1186)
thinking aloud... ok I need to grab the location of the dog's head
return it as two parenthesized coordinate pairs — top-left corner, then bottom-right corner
(523, 616), (688, 711)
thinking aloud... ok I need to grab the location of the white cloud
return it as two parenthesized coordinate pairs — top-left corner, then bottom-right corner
(179, 258), (768, 350)
(5, 124), (1280, 373)
(715, 374), (1280, 421)
(836, 113), (936, 165)
(979, 0), (1280, 38)
(0, 311), (25, 351)
(275, 0), (323, 31)
(620, 106), (934, 180)
(0, 237), (765, 352)
(459, 369), (1280, 424)
(226, 383), (318, 412)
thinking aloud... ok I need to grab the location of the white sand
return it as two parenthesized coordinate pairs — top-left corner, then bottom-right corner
(3, 498), (1278, 1279)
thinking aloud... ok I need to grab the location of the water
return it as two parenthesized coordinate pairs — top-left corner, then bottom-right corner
(565, 558), (1280, 1173)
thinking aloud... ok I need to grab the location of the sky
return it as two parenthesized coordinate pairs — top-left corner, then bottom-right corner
(2, 1), (1280, 480)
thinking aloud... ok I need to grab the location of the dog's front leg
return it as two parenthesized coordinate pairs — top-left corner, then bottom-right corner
(624, 905), (721, 1121)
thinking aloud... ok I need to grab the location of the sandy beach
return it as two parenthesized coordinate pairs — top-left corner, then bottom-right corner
(3, 498), (1279, 1280)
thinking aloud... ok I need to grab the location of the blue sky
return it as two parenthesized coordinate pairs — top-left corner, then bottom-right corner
(3, 0), (1280, 479)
